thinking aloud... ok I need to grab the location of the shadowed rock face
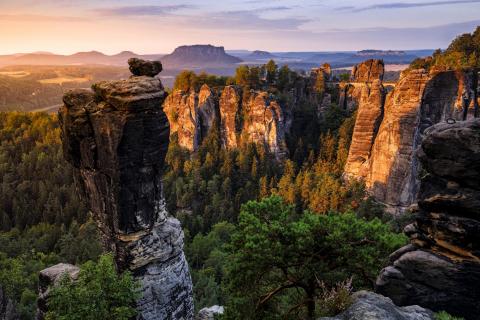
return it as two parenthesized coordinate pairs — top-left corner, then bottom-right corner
(59, 72), (194, 319)
(0, 286), (19, 320)
(375, 119), (480, 320)
(345, 64), (479, 212)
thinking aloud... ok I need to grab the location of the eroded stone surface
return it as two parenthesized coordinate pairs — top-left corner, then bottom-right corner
(345, 64), (479, 212)
(375, 119), (480, 320)
(59, 72), (194, 319)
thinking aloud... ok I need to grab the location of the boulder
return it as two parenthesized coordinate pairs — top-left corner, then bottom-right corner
(196, 305), (224, 320)
(319, 291), (433, 320)
(128, 58), (162, 77)
(36, 264), (79, 320)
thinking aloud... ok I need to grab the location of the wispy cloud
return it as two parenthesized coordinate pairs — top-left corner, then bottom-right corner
(94, 5), (192, 16)
(0, 13), (87, 22)
(192, 10), (308, 31)
(339, 0), (480, 12)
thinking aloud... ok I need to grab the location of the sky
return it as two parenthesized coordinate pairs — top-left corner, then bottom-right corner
(0, 0), (479, 54)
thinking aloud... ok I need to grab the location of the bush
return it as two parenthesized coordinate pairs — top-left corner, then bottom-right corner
(46, 254), (139, 320)
(434, 311), (464, 320)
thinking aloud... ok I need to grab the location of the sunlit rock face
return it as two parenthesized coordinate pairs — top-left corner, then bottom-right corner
(219, 85), (242, 149)
(59, 61), (194, 320)
(339, 60), (385, 111)
(345, 63), (479, 212)
(241, 91), (288, 160)
(163, 84), (290, 159)
(163, 84), (217, 151)
(376, 119), (480, 320)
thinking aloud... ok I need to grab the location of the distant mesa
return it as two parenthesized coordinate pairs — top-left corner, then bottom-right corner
(161, 45), (242, 68)
(246, 50), (277, 60)
(356, 50), (407, 56)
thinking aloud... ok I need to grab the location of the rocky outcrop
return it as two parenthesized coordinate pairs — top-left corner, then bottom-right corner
(345, 65), (479, 212)
(36, 264), (79, 320)
(59, 61), (194, 319)
(241, 91), (288, 159)
(352, 59), (385, 83)
(163, 85), (217, 151)
(375, 119), (480, 320)
(219, 86), (242, 149)
(339, 60), (385, 111)
(128, 58), (162, 77)
(344, 79), (385, 177)
(196, 305), (224, 320)
(319, 291), (433, 320)
(164, 84), (289, 159)
(0, 286), (19, 320)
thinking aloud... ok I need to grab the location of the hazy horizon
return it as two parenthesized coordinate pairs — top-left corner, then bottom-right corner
(1, 0), (479, 55)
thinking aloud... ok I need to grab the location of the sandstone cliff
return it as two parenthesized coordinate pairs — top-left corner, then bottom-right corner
(163, 84), (217, 151)
(345, 61), (479, 211)
(338, 60), (385, 111)
(164, 85), (289, 159)
(375, 119), (480, 320)
(59, 60), (194, 320)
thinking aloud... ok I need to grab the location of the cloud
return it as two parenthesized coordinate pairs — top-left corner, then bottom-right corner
(338, 0), (480, 12)
(0, 13), (87, 22)
(94, 5), (192, 16)
(189, 10), (309, 31)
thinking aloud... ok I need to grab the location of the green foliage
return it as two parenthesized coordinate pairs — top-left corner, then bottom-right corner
(408, 26), (480, 70)
(223, 196), (407, 319)
(265, 60), (278, 85)
(0, 112), (87, 230)
(174, 70), (229, 92)
(0, 220), (102, 320)
(46, 254), (139, 320)
(434, 311), (464, 320)
(338, 73), (350, 82)
(185, 222), (234, 311)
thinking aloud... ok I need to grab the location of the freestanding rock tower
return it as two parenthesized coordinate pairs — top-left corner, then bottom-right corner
(58, 59), (194, 320)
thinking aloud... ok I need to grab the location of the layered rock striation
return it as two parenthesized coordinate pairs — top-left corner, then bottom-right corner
(345, 62), (479, 212)
(375, 119), (480, 319)
(59, 59), (194, 320)
(164, 85), (289, 159)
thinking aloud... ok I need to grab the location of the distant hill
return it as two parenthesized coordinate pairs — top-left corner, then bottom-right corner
(245, 50), (277, 60)
(0, 51), (163, 67)
(161, 45), (242, 68)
